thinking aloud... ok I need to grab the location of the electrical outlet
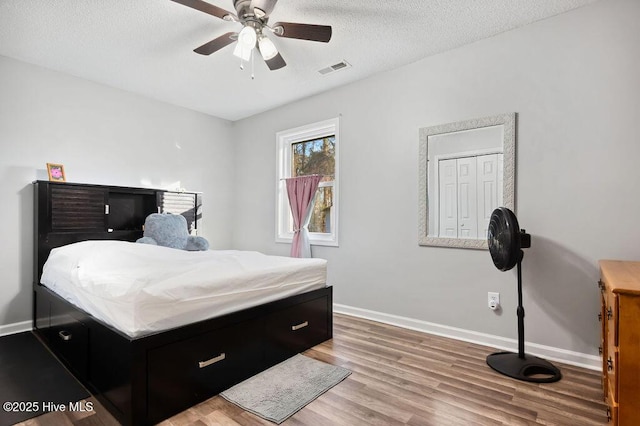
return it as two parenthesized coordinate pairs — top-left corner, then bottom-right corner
(488, 292), (500, 310)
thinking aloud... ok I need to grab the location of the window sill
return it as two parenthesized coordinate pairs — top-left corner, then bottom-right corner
(276, 236), (338, 248)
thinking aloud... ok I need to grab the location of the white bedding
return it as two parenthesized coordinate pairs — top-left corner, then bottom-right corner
(41, 241), (327, 337)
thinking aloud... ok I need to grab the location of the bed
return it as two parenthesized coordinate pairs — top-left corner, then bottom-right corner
(32, 180), (333, 425)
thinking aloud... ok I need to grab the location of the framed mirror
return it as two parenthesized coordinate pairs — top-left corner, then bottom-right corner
(418, 113), (516, 249)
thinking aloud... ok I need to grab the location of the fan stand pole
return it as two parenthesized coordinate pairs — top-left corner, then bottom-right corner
(516, 259), (525, 359)
(486, 256), (562, 383)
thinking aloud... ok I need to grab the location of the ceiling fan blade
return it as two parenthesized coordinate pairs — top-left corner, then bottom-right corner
(264, 51), (286, 70)
(193, 32), (237, 55)
(170, 0), (237, 21)
(251, 0), (278, 18)
(271, 22), (332, 43)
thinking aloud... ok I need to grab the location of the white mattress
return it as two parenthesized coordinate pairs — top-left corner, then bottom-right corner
(41, 240), (327, 337)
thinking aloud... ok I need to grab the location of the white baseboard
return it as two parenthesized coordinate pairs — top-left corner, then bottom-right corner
(334, 303), (600, 371)
(0, 320), (32, 337)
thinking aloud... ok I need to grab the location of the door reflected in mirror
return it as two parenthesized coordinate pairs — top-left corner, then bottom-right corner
(418, 113), (516, 249)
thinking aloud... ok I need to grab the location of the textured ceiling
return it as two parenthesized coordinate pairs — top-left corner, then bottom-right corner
(0, 0), (596, 121)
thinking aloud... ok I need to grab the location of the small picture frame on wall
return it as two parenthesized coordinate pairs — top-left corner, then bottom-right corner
(46, 163), (66, 182)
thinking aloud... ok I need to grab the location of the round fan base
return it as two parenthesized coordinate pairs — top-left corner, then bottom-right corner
(486, 352), (562, 383)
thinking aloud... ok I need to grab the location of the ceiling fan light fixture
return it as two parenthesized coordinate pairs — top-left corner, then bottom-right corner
(233, 42), (252, 61)
(258, 36), (278, 60)
(238, 25), (257, 48)
(233, 25), (257, 61)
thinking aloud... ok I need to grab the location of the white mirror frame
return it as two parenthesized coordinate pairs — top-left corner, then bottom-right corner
(418, 113), (516, 249)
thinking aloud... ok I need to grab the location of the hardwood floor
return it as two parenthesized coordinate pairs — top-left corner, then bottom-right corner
(18, 314), (607, 425)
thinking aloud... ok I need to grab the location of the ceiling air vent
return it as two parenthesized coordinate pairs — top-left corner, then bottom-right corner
(318, 60), (351, 75)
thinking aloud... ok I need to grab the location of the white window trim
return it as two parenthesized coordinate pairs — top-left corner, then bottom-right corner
(275, 117), (339, 247)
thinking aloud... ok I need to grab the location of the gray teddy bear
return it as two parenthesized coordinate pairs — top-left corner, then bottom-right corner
(136, 213), (209, 251)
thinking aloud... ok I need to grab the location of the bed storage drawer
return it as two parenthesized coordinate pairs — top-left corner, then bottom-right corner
(49, 298), (89, 381)
(265, 296), (330, 364)
(147, 320), (263, 425)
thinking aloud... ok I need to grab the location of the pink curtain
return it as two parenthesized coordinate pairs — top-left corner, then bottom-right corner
(285, 175), (323, 258)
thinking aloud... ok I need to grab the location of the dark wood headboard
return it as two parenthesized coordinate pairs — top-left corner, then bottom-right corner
(33, 180), (201, 284)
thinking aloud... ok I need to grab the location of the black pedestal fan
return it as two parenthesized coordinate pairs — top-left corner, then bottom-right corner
(486, 207), (562, 383)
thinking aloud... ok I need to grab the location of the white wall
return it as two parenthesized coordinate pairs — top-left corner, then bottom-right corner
(231, 0), (640, 360)
(0, 56), (235, 330)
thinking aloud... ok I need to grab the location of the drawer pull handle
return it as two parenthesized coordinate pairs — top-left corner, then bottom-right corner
(606, 407), (611, 421)
(607, 357), (613, 372)
(598, 346), (602, 355)
(58, 330), (72, 341)
(607, 307), (613, 320)
(598, 312), (602, 322)
(292, 321), (309, 331)
(198, 353), (226, 368)
(597, 279), (603, 290)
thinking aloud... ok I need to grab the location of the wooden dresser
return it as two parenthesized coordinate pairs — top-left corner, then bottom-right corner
(599, 260), (640, 425)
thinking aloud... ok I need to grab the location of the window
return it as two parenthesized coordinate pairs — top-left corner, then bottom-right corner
(276, 117), (339, 246)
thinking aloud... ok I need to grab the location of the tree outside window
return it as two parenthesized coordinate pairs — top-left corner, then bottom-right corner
(291, 136), (335, 233)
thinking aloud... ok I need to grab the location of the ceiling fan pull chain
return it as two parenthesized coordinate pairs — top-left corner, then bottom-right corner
(251, 49), (255, 80)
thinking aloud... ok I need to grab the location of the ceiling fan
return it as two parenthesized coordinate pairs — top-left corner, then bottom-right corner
(170, 0), (332, 71)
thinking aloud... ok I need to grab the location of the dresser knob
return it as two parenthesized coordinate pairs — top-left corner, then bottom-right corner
(607, 357), (613, 372)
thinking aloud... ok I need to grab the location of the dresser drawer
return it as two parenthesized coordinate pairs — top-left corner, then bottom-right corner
(606, 350), (619, 403)
(605, 289), (619, 349)
(600, 290), (608, 397)
(604, 288), (620, 402)
(50, 298), (89, 381)
(147, 320), (263, 425)
(265, 296), (330, 364)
